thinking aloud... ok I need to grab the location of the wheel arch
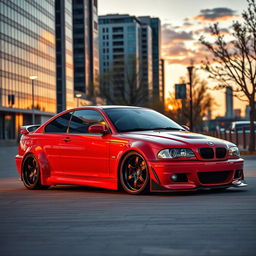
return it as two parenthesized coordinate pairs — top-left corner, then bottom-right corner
(117, 144), (154, 190)
(21, 147), (50, 185)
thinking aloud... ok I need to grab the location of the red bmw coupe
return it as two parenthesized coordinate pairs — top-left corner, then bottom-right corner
(16, 106), (247, 194)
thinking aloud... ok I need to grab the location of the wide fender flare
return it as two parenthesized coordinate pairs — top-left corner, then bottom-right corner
(22, 145), (51, 185)
(116, 141), (159, 183)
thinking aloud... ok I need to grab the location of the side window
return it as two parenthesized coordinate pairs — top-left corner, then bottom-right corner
(68, 109), (105, 134)
(45, 112), (72, 133)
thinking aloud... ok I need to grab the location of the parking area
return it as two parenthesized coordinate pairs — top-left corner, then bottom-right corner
(0, 146), (256, 256)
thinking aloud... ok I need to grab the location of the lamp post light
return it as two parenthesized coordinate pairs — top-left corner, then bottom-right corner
(187, 66), (194, 131)
(29, 76), (37, 124)
(75, 93), (82, 107)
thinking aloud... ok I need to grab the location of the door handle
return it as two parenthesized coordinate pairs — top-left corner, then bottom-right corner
(61, 137), (71, 142)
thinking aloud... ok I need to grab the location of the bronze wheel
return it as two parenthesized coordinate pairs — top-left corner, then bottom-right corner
(120, 151), (149, 195)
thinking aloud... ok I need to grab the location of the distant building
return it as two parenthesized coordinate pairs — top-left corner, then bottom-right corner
(159, 59), (165, 109)
(99, 14), (142, 104)
(55, 0), (74, 113)
(140, 24), (153, 105)
(0, 0), (56, 139)
(245, 104), (256, 120)
(99, 14), (163, 107)
(139, 16), (163, 109)
(72, 0), (99, 102)
(234, 109), (241, 118)
(225, 86), (233, 118)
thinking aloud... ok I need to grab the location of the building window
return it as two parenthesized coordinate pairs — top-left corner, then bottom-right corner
(112, 27), (123, 33)
(113, 48), (124, 53)
(127, 26), (135, 32)
(128, 33), (135, 39)
(113, 41), (124, 46)
(113, 34), (123, 40)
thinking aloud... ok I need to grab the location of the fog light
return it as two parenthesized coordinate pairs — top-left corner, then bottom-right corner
(171, 174), (178, 181)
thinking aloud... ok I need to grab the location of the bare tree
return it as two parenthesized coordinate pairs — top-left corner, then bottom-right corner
(100, 55), (153, 107)
(166, 72), (215, 131)
(200, 0), (256, 151)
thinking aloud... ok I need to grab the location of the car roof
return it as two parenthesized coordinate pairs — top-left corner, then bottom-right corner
(94, 105), (141, 109)
(68, 105), (143, 111)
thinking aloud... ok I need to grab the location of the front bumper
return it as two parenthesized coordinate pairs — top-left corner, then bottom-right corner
(149, 158), (247, 192)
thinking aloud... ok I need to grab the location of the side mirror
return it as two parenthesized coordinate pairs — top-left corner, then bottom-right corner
(182, 125), (190, 131)
(88, 124), (109, 135)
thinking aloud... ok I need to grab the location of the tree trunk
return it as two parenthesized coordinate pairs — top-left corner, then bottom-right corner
(249, 98), (256, 152)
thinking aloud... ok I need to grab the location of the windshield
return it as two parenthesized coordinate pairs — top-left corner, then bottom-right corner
(104, 108), (184, 132)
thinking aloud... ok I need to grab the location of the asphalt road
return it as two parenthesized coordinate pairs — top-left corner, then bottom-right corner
(0, 146), (256, 256)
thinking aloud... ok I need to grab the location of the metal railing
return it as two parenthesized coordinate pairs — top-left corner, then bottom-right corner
(205, 128), (256, 151)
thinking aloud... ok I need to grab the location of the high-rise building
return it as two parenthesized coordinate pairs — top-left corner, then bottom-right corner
(72, 0), (99, 101)
(140, 24), (153, 105)
(0, 0), (56, 139)
(139, 16), (162, 109)
(55, 0), (74, 113)
(159, 59), (165, 110)
(225, 86), (233, 118)
(0, 0), (99, 140)
(99, 14), (142, 104)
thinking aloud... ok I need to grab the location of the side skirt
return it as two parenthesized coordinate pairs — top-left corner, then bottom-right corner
(47, 175), (118, 190)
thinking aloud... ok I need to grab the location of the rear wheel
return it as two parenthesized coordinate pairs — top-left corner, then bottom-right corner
(22, 154), (49, 190)
(120, 152), (149, 195)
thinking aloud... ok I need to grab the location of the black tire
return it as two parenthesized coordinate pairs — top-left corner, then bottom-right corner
(120, 151), (149, 195)
(21, 154), (49, 190)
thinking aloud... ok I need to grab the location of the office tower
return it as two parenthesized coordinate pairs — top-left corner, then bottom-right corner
(159, 59), (165, 109)
(140, 24), (153, 105)
(55, 0), (74, 113)
(72, 0), (99, 101)
(0, 0), (56, 139)
(139, 16), (162, 109)
(225, 86), (233, 118)
(99, 14), (142, 104)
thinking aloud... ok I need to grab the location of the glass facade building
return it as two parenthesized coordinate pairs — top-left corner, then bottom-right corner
(73, 0), (99, 100)
(0, 0), (56, 139)
(55, 0), (74, 113)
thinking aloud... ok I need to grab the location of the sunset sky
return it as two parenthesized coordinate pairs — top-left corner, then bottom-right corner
(98, 0), (248, 117)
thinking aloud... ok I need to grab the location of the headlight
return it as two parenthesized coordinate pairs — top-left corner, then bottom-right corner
(157, 148), (195, 159)
(228, 146), (240, 157)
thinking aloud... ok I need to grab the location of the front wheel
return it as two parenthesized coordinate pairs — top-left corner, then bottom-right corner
(120, 151), (149, 195)
(21, 154), (49, 190)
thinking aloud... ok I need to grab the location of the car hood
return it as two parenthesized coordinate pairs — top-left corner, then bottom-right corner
(122, 130), (231, 147)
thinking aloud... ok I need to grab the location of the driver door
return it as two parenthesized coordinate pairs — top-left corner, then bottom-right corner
(58, 109), (110, 178)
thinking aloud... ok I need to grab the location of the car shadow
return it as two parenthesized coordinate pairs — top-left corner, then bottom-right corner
(45, 184), (248, 197)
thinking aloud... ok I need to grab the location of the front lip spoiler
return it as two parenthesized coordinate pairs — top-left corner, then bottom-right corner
(151, 180), (247, 192)
(231, 180), (247, 187)
(196, 180), (247, 190)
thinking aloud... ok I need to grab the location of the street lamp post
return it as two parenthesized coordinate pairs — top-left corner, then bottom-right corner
(187, 66), (194, 131)
(75, 93), (82, 107)
(29, 76), (38, 124)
